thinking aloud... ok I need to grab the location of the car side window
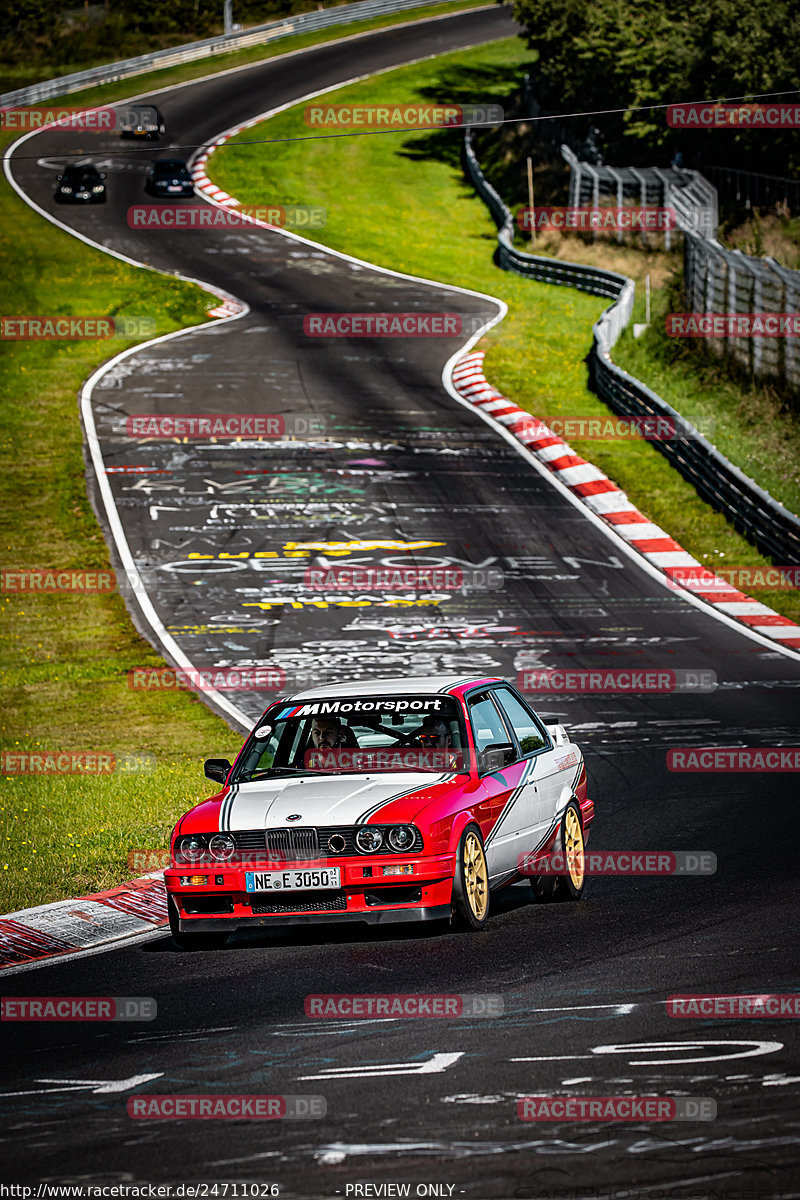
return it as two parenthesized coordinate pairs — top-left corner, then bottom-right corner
(467, 692), (515, 759)
(493, 687), (547, 755)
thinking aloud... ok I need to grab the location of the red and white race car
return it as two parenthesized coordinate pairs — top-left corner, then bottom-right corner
(165, 675), (594, 947)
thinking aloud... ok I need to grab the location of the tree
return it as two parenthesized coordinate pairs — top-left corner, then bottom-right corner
(508, 0), (800, 175)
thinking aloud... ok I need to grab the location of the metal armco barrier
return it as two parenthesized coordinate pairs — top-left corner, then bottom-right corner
(463, 129), (800, 564)
(0, 0), (459, 107)
(683, 231), (800, 391)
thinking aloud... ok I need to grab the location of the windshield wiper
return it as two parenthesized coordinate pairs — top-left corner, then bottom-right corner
(237, 766), (327, 781)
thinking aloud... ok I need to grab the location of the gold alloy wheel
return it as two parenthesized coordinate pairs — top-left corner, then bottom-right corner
(463, 830), (489, 920)
(564, 806), (585, 889)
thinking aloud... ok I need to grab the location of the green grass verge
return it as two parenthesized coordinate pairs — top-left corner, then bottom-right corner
(210, 36), (800, 628)
(614, 284), (800, 517)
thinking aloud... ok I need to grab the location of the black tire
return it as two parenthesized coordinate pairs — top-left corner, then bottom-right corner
(168, 895), (228, 951)
(450, 823), (490, 930)
(529, 800), (586, 903)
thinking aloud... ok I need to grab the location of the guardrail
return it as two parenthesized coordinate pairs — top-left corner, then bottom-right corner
(0, 0), (459, 108)
(463, 128), (800, 564)
(683, 231), (800, 391)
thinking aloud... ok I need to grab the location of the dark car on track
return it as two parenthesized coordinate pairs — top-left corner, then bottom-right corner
(119, 105), (166, 139)
(54, 163), (106, 203)
(144, 159), (195, 197)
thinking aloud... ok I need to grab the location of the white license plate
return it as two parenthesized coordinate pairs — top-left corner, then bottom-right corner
(245, 868), (341, 893)
(167, 185), (183, 192)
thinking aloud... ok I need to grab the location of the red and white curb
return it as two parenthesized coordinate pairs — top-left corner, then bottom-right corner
(192, 135), (239, 207)
(0, 876), (167, 972)
(452, 351), (800, 650)
(191, 123), (289, 233)
(189, 134), (271, 318)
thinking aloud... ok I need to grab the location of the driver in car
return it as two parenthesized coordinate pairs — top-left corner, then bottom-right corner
(309, 716), (358, 749)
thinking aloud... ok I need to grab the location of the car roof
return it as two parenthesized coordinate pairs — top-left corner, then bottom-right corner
(64, 163), (98, 172)
(284, 675), (501, 701)
(152, 159), (186, 167)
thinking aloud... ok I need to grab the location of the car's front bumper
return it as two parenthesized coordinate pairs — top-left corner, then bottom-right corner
(174, 905), (452, 932)
(165, 852), (455, 930)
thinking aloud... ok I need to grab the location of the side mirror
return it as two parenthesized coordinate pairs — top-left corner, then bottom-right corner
(99, 172), (106, 179)
(56, 174), (63, 181)
(479, 744), (514, 773)
(204, 758), (232, 784)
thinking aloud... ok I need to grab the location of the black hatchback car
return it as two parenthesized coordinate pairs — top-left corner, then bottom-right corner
(145, 159), (194, 197)
(119, 105), (166, 139)
(54, 163), (106, 203)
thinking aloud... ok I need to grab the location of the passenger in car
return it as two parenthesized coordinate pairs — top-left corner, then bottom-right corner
(415, 715), (453, 749)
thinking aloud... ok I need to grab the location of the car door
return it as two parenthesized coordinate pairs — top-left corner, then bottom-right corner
(492, 685), (562, 841)
(465, 689), (528, 881)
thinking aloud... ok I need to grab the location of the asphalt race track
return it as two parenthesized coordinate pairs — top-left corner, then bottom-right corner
(2, 6), (800, 1196)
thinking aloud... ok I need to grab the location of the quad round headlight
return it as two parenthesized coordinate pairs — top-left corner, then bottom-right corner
(355, 827), (384, 853)
(388, 825), (416, 851)
(209, 833), (236, 862)
(176, 834), (208, 861)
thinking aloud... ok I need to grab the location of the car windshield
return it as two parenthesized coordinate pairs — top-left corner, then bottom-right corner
(129, 106), (157, 122)
(153, 160), (187, 174)
(232, 694), (469, 781)
(64, 167), (98, 181)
